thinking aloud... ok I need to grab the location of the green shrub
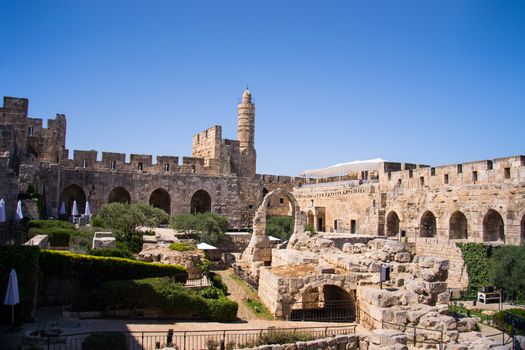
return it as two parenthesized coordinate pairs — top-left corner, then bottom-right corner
(28, 220), (77, 247)
(40, 250), (187, 285)
(457, 243), (490, 296)
(74, 277), (238, 321)
(89, 248), (134, 259)
(492, 309), (525, 336)
(488, 245), (525, 303)
(206, 298), (238, 322)
(256, 331), (314, 345)
(92, 203), (168, 241)
(82, 332), (128, 350)
(210, 272), (228, 294)
(199, 287), (225, 299)
(0, 246), (40, 325)
(170, 212), (229, 245)
(265, 216), (293, 241)
(169, 242), (195, 251)
(69, 228), (95, 254)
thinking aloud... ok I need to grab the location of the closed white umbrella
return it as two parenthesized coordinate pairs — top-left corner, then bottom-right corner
(3, 269), (20, 325)
(0, 198), (6, 223)
(15, 200), (23, 221)
(71, 200), (79, 216)
(84, 201), (91, 222)
(59, 201), (66, 216)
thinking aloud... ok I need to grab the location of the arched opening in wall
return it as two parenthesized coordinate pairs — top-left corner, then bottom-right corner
(59, 185), (86, 217)
(521, 214), (525, 243)
(290, 285), (356, 322)
(317, 208), (326, 232)
(386, 211), (400, 237)
(483, 209), (504, 242)
(149, 188), (171, 215)
(307, 210), (314, 228)
(449, 211), (468, 239)
(264, 190), (294, 241)
(420, 211), (437, 238)
(190, 189), (211, 214)
(108, 187), (131, 204)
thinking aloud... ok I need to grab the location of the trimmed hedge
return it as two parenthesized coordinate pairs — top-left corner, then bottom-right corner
(88, 248), (134, 260)
(0, 246), (40, 325)
(74, 277), (238, 322)
(28, 220), (77, 247)
(40, 250), (188, 284)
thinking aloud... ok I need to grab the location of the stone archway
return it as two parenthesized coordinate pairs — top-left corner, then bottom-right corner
(307, 210), (314, 228)
(240, 189), (306, 274)
(483, 209), (504, 242)
(190, 189), (211, 214)
(420, 210), (437, 238)
(288, 282), (356, 322)
(386, 211), (400, 237)
(59, 184), (86, 217)
(108, 186), (131, 204)
(449, 211), (468, 239)
(149, 188), (171, 214)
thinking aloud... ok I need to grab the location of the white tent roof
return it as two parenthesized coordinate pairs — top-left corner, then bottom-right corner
(299, 158), (385, 178)
(268, 235), (282, 241)
(197, 242), (218, 250)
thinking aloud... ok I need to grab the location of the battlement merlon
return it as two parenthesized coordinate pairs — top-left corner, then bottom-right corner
(192, 125), (222, 160)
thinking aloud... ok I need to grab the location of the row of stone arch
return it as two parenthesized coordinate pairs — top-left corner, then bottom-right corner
(59, 184), (212, 216)
(385, 209), (524, 242)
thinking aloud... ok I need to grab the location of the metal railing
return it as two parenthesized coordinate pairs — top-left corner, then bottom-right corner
(233, 265), (258, 291)
(30, 324), (358, 350)
(288, 300), (356, 322)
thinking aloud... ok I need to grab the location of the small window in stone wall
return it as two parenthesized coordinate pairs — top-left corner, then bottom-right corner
(472, 171), (478, 182)
(111, 161), (116, 170)
(444, 174), (449, 184)
(457, 164), (463, 174)
(409, 170), (413, 178)
(388, 172), (391, 180)
(350, 220), (356, 234)
(164, 163), (170, 172)
(431, 167), (435, 176)
(504, 167), (511, 179)
(82, 159), (87, 168)
(487, 160), (493, 170)
(334, 220), (338, 230)
(420, 176), (424, 186)
(28, 127), (33, 137)
(248, 204), (253, 209)
(138, 162), (143, 171)
(279, 198), (284, 204)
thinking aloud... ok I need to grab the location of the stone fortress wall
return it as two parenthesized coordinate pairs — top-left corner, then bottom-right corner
(0, 92), (301, 228)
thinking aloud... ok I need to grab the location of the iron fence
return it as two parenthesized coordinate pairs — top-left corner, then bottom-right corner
(26, 324), (357, 350)
(288, 300), (356, 323)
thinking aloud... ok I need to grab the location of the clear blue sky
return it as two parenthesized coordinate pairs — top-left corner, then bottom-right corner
(1, 0), (524, 175)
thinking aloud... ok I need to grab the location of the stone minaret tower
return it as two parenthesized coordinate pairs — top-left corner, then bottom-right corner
(237, 89), (256, 177)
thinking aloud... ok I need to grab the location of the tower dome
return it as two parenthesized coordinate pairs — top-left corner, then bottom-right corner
(242, 89), (252, 104)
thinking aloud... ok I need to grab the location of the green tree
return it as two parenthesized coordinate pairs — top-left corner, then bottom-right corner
(92, 203), (168, 241)
(488, 245), (525, 303)
(265, 216), (293, 241)
(170, 212), (228, 245)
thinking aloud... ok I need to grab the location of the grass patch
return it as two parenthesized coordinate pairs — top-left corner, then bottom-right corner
(229, 273), (273, 320)
(169, 242), (195, 251)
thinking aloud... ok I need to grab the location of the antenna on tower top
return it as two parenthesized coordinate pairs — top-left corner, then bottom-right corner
(246, 85), (249, 91)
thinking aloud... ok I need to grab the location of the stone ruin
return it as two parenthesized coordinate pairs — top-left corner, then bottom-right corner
(91, 231), (116, 250)
(237, 191), (513, 349)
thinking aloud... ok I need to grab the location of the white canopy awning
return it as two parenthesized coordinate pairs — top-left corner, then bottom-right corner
(197, 242), (218, 250)
(300, 158), (385, 178)
(268, 235), (282, 241)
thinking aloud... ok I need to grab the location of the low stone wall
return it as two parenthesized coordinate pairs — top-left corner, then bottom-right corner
(257, 267), (282, 317)
(218, 232), (251, 253)
(238, 334), (361, 350)
(414, 238), (468, 289)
